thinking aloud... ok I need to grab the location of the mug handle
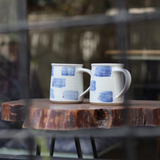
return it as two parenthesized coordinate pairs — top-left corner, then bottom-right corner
(113, 68), (131, 99)
(77, 68), (91, 98)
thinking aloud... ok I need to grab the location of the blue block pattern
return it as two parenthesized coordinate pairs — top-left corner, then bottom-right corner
(94, 66), (111, 77)
(51, 67), (54, 76)
(98, 91), (113, 102)
(62, 67), (75, 76)
(90, 80), (96, 91)
(52, 78), (66, 88)
(63, 90), (78, 100)
(50, 88), (54, 98)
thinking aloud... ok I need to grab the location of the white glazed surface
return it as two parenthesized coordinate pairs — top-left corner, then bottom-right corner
(50, 64), (89, 103)
(89, 64), (131, 104)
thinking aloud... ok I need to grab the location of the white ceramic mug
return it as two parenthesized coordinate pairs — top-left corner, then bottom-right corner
(89, 63), (131, 105)
(50, 63), (91, 103)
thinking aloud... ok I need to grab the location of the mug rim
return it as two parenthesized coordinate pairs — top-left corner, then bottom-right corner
(51, 63), (83, 66)
(91, 63), (124, 66)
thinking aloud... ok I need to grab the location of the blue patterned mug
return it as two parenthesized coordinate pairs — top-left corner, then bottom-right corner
(90, 63), (131, 105)
(50, 63), (91, 103)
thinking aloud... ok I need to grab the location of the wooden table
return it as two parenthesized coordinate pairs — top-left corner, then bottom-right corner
(2, 99), (160, 129)
(1, 99), (160, 159)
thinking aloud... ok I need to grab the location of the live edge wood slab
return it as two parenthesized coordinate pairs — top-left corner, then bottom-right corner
(1, 99), (160, 130)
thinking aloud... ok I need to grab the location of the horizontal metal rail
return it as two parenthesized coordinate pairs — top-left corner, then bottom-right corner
(1, 9), (160, 33)
(0, 127), (160, 139)
(0, 155), (106, 160)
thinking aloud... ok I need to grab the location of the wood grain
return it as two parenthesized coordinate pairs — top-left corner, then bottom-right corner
(1, 99), (160, 130)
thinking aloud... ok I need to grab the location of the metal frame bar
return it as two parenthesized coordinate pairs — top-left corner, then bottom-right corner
(1, 127), (160, 139)
(1, 10), (160, 33)
(0, 155), (105, 160)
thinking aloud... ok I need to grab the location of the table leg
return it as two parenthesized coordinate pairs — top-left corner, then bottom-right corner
(74, 137), (83, 158)
(50, 137), (56, 156)
(36, 144), (41, 155)
(90, 137), (98, 158)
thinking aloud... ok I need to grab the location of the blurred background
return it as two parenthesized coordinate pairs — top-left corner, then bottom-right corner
(1, 0), (160, 102)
